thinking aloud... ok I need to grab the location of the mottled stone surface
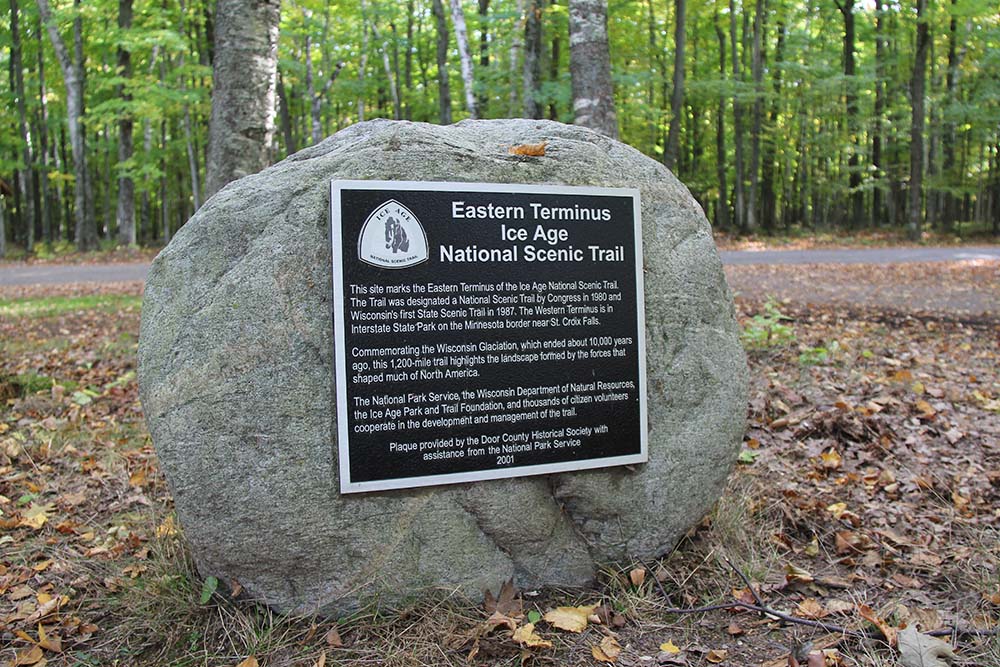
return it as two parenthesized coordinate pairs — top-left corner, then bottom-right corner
(138, 119), (748, 615)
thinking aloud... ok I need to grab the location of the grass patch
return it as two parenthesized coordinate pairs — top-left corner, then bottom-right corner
(0, 293), (143, 318)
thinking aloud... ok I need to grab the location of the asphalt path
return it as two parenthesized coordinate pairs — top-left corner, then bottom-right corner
(719, 245), (1000, 265)
(0, 261), (150, 286)
(0, 246), (997, 286)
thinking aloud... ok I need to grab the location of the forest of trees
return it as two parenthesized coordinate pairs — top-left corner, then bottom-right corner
(1, 0), (999, 256)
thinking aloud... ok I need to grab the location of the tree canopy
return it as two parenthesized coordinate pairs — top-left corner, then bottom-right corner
(1, 0), (998, 253)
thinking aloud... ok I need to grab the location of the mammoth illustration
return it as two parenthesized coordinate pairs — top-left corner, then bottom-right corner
(384, 216), (410, 254)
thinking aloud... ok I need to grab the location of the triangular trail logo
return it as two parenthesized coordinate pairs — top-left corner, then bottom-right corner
(357, 200), (429, 269)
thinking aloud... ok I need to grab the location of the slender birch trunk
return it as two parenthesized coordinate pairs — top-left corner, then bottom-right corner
(449, 0), (478, 119)
(568, 0), (618, 138)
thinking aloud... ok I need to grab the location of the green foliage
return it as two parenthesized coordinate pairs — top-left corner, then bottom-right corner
(797, 346), (830, 366)
(741, 299), (796, 350)
(2, 372), (55, 396)
(199, 575), (219, 605)
(0, 294), (143, 319)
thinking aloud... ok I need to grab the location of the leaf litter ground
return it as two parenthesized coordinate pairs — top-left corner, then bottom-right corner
(0, 261), (997, 667)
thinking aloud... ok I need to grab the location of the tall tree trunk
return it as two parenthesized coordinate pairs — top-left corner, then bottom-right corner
(405, 0), (414, 118)
(304, 8), (318, 142)
(450, 0), (478, 118)
(941, 0), (960, 230)
(908, 0), (928, 240)
(568, 0), (618, 138)
(0, 195), (6, 257)
(872, 0), (886, 225)
(36, 15), (54, 243)
(836, 0), (863, 228)
(358, 0), (369, 122)
(431, 0), (453, 123)
(760, 20), (784, 233)
(548, 30), (560, 120)
(370, 22), (401, 120)
(746, 0), (765, 232)
(37, 0), (97, 250)
(714, 15), (730, 230)
(523, 0), (543, 119)
(509, 0), (525, 115)
(665, 0), (686, 169)
(11, 0), (35, 252)
(159, 115), (169, 243)
(205, 0), (281, 199)
(477, 0), (489, 114)
(728, 0), (746, 232)
(177, 1), (203, 214)
(116, 0), (136, 245)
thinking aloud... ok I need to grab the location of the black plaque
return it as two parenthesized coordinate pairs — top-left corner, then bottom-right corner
(331, 181), (648, 493)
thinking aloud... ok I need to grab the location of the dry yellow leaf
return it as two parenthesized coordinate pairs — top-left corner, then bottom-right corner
(13, 645), (44, 666)
(129, 467), (147, 487)
(512, 623), (552, 648)
(826, 502), (848, 519)
(820, 448), (843, 470)
(706, 648), (728, 663)
(629, 567), (647, 587)
(156, 516), (177, 537)
(37, 624), (61, 653)
(660, 640), (681, 654)
(543, 604), (598, 632)
(785, 563), (815, 584)
(235, 657), (259, 667)
(796, 598), (828, 619)
(20, 502), (54, 530)
(314, 650), (327, 667)
(592, 636), (622, 663)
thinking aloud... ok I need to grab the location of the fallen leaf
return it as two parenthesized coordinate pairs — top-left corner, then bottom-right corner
(156, 516), (178, 537)
(726, 622), (744, 636)
(706, 648), (728, 663)
(820, 448), (842, 470)
(660, 640), (682, 654)
(484, 578), (521, 617)
(629, 567), (647, 587)
(796, 598), (829, 619)
(128, 467), (147, 487)
(314, 650), (326, 667)
(897, 626), (957, 667)
(592, 635), (622, 663)
(858, 604), (897, 646)
(37, 624), (61, 653)
(20, 502), (54, 530)
(484, 610), (519, 632)
(785, 563), (814, 584)
(13, 645), (44, 666)
(235, 657), (259, 667)
(24, 596), (62, 625)
(508, 141), (547, 157)
(324, 626), (343, 648)
(512, 622), (552, 648)
(543, 604), (598, 632)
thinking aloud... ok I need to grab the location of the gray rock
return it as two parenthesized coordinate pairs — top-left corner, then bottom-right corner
(138, 119), (748, 615)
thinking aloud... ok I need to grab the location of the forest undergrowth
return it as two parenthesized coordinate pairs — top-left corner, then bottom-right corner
(0, 261), (997, 667)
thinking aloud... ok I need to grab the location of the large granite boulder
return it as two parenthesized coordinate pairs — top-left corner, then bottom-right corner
(138, 119), (748, 615)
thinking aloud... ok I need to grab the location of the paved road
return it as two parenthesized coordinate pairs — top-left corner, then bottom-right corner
(719, 245), (1000, 265)
(0, 246), (997, 286)
(0, 261), (150, 286)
